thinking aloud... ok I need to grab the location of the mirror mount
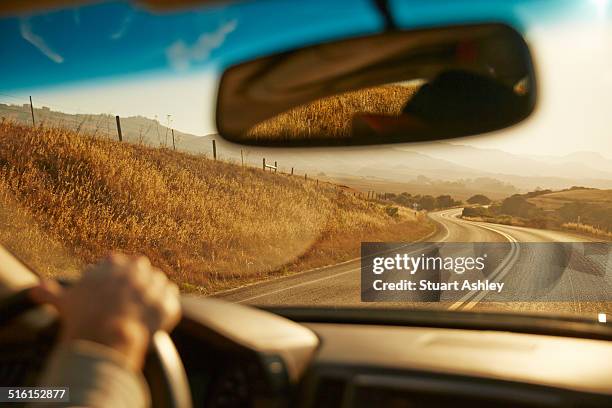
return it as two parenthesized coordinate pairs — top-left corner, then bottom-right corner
(372, 0), (398, 31)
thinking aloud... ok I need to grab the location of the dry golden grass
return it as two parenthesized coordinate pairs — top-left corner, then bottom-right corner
(527, 188), (612, 210)
(527, 188), (612, 238)
(0, 181), (81, 280)
(561, 222), (612, 239)
(247, 84), (417, 141)
(0, 122), (433, 293)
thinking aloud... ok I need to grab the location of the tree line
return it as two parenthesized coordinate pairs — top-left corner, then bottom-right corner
(383, 192), (462, 211)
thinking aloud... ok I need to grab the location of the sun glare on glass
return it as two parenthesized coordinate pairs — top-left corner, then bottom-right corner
(591, 0), (609, 17)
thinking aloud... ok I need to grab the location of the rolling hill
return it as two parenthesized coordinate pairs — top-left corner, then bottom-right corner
(0, 121), (433, 293)
(3, 103), (611, 200)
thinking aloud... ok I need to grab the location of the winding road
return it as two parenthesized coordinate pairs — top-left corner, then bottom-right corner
(215, 208), (610, 316)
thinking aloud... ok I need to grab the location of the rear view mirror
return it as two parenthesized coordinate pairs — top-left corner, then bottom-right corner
(216, 24), (536, 147)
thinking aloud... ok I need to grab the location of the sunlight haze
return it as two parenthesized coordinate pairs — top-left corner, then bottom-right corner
(5, 21), (611, 160)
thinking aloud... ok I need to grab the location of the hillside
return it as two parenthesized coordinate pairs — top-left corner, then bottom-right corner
(0, 122), (434, 293)
(462, 187), (612, 239)
(0, 102), (208, 150)
(4, 103), (611, 199)
(527, 188), (612, 210)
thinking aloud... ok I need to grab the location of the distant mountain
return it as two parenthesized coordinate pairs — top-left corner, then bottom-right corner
(3, 103), (610, 197)
(209, 140), (612, 194)
(528, 151), (612, 174)
(0, 103), (212, 152)
(402, 143), (612, 181)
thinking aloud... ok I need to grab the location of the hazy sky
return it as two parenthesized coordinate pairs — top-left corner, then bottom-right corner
(5, 9), (611, 159)
(7, 71), (220, 138)
(458, 16), (612, 158)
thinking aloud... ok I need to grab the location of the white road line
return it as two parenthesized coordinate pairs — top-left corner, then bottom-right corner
(231, 214), (447, 303)
(448, 217), (520, 310)
(236, 267), (358, 303)
(232, 209), (499, 306)
(432, 212), (451, 242)
(237, 243), (441, 304)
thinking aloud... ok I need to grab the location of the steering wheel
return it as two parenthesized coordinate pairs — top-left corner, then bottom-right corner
(0, 287), (193, 408)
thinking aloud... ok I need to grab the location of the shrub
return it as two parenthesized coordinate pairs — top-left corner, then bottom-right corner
(385, 206), (400, 218)
(462, 206), (488, 217)
(466, 194), (491, 205)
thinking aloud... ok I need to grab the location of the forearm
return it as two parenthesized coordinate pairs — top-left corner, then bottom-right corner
(36, 340), (150, 408)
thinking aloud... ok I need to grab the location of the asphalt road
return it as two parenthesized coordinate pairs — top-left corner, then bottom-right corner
(215, 208), (610, 317)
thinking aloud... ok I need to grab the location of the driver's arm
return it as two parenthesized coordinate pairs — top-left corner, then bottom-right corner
(30, 253), (181, 408)
(37, 339), (150, 407)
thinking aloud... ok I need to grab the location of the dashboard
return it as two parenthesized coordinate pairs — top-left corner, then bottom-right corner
(296, 323), (612, 407)
(173, 299), (612, 408)
(1, 295), (612, 407)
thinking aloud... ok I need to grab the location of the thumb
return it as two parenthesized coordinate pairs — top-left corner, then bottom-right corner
(28, 280), (65, 309)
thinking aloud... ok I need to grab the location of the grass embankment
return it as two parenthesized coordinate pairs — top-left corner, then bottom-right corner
(247, 84), (417, 141)
(462, 188), (612, 239)
(0, 122), (433, 293)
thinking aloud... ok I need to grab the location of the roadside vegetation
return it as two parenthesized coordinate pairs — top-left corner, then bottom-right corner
(383, 192), (462, 211)
(462, 187), (612, 239)
(0, 122), (434, 293)
(466, 194), (492, 205)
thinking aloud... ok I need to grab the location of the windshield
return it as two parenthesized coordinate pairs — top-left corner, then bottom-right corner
(0, 0), (610, 320)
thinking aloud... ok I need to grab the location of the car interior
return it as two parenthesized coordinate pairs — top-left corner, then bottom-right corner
(0, 0), (611, 407)
(2, 245), (612, 407)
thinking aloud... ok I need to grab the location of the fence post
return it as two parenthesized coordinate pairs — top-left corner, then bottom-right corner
(263, 158), (266, 171)
(212, 140), (217, 160)
(241, 149), (244, 167)
(171, 129), (176, 150)
(115, 115), (123, 142)
(305, 173), (307, 181)
(291, 167), (294, 175)
(29, 96), (35, 126)
(274, 161), (277, 173)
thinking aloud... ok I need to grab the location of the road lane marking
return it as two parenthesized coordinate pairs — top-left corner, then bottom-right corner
(236, 267), (358, 303)
(225, 214), (447, 303)
(429, 212), (451, 242)
(447, 216), (521, 310)
(236, 243), (441, 304)
(227, 209), (498, 305)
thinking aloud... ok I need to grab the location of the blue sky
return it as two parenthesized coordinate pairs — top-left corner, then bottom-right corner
(2, 0), (576, 90)
(0, 0), (384, 90)
(0, 0), (610, 156)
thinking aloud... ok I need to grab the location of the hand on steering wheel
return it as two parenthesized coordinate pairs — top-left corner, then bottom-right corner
(1, 253), (191, 408)
(30, 253), (181, 371)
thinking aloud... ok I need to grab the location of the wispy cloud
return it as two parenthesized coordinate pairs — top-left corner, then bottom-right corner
(20, 18), (64, 64)
(110, 14), (132, 40)
(166, 19), (238, 71)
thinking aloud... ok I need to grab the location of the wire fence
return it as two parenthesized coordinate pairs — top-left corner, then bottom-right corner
(0, 93), (402, 201)
(0, 93), (191, 148)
